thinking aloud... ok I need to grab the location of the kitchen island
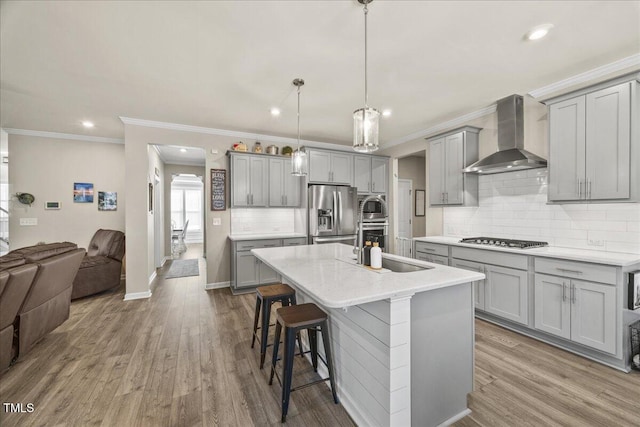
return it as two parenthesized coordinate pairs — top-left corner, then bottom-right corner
(252, 243), (485, 427)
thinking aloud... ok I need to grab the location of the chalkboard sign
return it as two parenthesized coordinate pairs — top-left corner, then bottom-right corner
(211, 169), (226, 211)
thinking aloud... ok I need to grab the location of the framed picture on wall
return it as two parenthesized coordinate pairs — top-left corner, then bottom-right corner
(415, 189), (425, 217)
(98, 191), (117, 211)
(73, 182), (94, 203)
(211, 169), (226, 211)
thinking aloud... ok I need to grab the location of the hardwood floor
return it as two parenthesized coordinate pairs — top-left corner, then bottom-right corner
(1, 257), (639, 426)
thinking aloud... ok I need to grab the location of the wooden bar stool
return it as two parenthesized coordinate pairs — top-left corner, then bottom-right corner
(251, 284), (303, 369)
(269, 303), (339, 422)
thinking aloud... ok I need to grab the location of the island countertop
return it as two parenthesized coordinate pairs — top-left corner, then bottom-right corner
(251, 243), (485, 308)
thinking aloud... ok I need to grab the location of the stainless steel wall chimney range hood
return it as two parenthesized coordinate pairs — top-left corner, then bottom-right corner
(463, 94), (547, 174)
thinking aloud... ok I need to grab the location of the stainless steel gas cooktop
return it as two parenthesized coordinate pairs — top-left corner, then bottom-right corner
(459, 237), (549, 249)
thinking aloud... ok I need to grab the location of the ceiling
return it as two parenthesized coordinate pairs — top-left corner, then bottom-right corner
(1, 1), (639, 147)
(154, 145), (205, 166)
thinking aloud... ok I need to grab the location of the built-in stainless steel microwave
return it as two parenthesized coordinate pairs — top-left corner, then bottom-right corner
(357, 195), (386, 220)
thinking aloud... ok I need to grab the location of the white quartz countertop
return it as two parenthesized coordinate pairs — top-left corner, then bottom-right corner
(251, 243), (485, 308)
(228, 233), (307, 241)
(414, 236), (640, 267)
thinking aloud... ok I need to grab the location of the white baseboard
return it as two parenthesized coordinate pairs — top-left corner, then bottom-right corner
(123, 290), (152, 301)
(148, 270), (157, 285)
(437, 409), (471, 427)
(205, 281), (230, 290)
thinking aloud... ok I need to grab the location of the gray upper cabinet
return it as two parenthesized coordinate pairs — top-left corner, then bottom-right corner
(308, 149), (352, 185)
(269, 158), (301, 207)
(427, 126), (479, 206)
(354, 155), (388, 193)
(231, 154), (268, 207)
(548, 78), (637, 202)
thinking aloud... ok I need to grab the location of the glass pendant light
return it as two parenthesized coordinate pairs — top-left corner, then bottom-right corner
(291, 78), (307, 176)
(353, 0), (380, 153)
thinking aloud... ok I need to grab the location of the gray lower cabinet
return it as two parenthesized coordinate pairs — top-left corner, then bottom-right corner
(231, 237), (307, 290)
(451, 247), (528, 325)
(534, 260), (617, 355)
(231, 238), (283, 290)
(414, 241), (449, 265)
(484, 265), (528, 325)
(451, 259), (485, 310)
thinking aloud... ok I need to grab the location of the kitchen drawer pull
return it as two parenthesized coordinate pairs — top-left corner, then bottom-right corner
(556, 268), (583, 275)
(419, 247), (436, 252)
(263, 244), (278, 247)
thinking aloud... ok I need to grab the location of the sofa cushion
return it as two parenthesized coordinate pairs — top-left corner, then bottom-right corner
(0, 254), (26, 271)
(79, 255), (112, 269)
(11, 242), (78, 263)
(87, 229), (125, 261)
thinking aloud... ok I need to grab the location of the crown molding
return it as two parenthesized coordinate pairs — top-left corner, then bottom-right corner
(528, 53), (640, 100)
(119, 116), (353, 152)
(1, 128), (124, 144)
(381, 104), (496, 149)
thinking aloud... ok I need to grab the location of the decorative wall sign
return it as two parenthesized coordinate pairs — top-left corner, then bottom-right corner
(98, 191), (117, 211)
(211, 169), (226, 211)
(415, 189), (425, 217)
(73, 183), (94, 203)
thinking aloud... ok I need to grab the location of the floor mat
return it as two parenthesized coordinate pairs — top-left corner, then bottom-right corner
(164, 259), (200, 279)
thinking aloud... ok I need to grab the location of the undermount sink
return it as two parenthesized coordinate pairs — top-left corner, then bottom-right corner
(381, 257), (432, 273)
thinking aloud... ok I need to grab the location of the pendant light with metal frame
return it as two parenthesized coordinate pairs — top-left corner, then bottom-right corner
(353, 0), (380, 153)
(291, 78), (307, 176)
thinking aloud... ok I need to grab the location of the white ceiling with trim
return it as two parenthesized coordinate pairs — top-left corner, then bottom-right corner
(1, 1), (638, 147)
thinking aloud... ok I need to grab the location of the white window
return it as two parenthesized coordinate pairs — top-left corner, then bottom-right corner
(171, 175), (203, 241)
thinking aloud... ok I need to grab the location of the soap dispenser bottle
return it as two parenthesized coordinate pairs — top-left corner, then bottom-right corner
(363, 241), (372, 266)
(370, 242), (382, 270)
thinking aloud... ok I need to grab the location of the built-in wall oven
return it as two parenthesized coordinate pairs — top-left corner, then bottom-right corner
(357, 194), (386, 220)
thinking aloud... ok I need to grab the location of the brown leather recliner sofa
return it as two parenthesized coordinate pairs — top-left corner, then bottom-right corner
(0, 242), (85, 371)
(71, 229), (125, 300)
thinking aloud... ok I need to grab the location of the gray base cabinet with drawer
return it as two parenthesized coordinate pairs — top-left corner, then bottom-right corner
(534, 258), (617, 355)
(414, 241), (449, 265)
(231, 237), (307, 291)
(451, 247), (529, 325)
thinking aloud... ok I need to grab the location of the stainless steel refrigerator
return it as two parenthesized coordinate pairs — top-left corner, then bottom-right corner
(308, 185), (358, 245)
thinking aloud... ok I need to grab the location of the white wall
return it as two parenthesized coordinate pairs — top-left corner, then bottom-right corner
(8, 134), (125, 249)
(443, 168), (640, 254)
(398, 155), (426, 237)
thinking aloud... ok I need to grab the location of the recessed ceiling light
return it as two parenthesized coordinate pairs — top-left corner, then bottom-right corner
(382, 109), (392, 117)
(82, 121), (94, 128)
(525, 24), (553, 41)
(180, 148), (187, 153)
(270, 107), (281, 116)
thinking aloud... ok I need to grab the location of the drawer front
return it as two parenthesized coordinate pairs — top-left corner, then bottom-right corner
(535, 257), (616, 285)
(415, 253), (448, 266)
(451, 247), (528, 270)
(237, 239), (282, 251)
(283, 237), (307, 246)
(414, 241), (448, 257)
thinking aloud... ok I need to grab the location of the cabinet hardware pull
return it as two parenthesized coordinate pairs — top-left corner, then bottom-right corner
(420, 248), (436, 252)
(372, 182), (375, 191)
(285, 195), (288, 205)
(588, 179), (592, 199)
(263, 244), (277, 247)
(578, 179), (582, 198)
(251, 194), (254, 205)
(556, 268), (583, 275)
(571, 283), (576, 304)
(247, 194), (250, 205)
(562, 282), (566, 302)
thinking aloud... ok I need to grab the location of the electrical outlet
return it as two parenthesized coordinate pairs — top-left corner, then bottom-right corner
(212, 217), (221, 226)
(19, 218), (37, 226)
(588, 239), (604, 247)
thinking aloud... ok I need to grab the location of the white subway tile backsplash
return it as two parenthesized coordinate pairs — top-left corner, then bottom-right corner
(231, 208), (296, 235)
(443, 168), (640, 254)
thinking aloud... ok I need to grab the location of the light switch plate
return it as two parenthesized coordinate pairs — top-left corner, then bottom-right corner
(20, 218), (38, 226)
(212, 217), (221, 226)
